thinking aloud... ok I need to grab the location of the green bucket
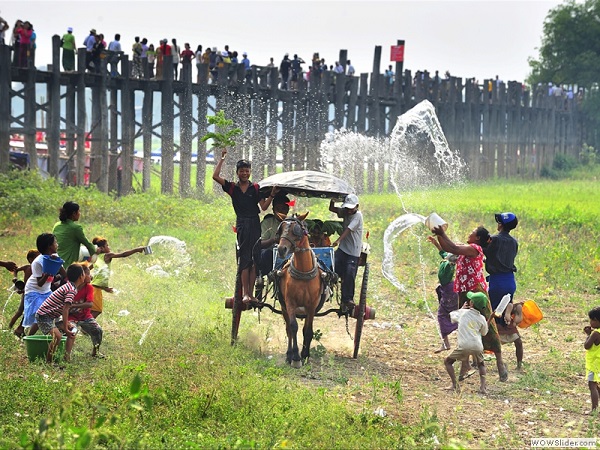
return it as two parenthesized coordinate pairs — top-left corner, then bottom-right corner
(23, 335), (67, 362)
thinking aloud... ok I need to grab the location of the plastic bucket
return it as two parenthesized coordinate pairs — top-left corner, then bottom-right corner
(23, 335), (67, 362)
(42, 255), (64, 275)
(518, 300), (543, 328)
(424, 213), (448, 232)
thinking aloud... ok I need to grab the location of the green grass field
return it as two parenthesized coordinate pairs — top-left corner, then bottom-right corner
(1, 168), (599, 448)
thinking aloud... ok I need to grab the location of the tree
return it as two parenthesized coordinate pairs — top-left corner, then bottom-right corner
(528, 0), (600, 88)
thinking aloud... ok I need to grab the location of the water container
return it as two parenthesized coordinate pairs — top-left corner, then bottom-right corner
(23, 335), (67, 362)
(518, 300), (543, 328)
(42, 255), (64, 276)
(424, 213), (448, 232)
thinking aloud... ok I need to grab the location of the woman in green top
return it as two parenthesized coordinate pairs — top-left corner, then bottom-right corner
(52, 201), (96, 267)
(61, 27), (76, 71)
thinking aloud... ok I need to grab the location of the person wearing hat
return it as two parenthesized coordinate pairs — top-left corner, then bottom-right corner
(256, 193), (291, 280)
(213, 149), (279, 304)
(484, 212), (523, 369)
(241, 52), (251, 84)
(329, 193), (363, 312)
(61, 27), (76, 72)
(445, 291), (489, 394)
(428, 236), (459, 353)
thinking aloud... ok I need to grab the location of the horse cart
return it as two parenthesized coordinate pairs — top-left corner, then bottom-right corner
(225, 170), (375, 364)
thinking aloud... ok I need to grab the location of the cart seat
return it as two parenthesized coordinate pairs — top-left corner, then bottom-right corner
(273, 246), (335, 272)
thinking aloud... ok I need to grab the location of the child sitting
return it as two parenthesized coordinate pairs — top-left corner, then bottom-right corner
(9, 249), (40, 337)
(69, 263), (104, 358)
(444, 291), (489, 394)
(34, 264), (86, 363)
(91, 236), (146, 318)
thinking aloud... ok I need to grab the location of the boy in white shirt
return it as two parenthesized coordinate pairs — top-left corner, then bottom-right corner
(444, 291), (489, 394)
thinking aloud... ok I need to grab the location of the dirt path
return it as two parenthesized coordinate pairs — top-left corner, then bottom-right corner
(252, 302), (599, 448)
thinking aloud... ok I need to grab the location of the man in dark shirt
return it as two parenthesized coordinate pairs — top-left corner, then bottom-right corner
(212, 149), (278, 304)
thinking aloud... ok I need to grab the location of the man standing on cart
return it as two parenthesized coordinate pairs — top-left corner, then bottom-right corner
(329, 194), (363, 312)
(213, 149), (278, 304)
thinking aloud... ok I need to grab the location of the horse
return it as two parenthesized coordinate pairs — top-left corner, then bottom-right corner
(276, 213), (323, 368)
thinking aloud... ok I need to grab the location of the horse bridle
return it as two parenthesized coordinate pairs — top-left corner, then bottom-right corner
(277, 218), (311, 253)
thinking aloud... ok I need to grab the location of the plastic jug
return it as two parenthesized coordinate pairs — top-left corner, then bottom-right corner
(518, 300), (543, 328)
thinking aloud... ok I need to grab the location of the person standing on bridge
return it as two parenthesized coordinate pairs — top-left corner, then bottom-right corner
(61, 27), (76, 72)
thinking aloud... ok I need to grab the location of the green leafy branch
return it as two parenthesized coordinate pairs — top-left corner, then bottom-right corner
(201, 110), (243, 149)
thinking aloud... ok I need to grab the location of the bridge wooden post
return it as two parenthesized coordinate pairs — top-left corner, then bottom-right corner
(160, 54), (174, 194)
(195, 62), (209, 196)
(76, 48), (87, 185)
(179, 58), (193, 196)
(0, 45), (11, 172)
(141, 74), (153, 192)
(47, 35), (61, 179)
(24, 56), (37, 166)
(120, 56), (133, 195)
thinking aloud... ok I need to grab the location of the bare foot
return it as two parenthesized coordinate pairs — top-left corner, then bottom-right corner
(242, 295), (252, 305)
(445, 384), (460, 393)
(478, 387), (488, 395)
(434, 345), (450, 354)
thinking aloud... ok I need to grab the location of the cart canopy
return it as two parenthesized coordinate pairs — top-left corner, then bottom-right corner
(258, 170), (355, 201)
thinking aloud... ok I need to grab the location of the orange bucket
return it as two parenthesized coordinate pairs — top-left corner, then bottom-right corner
(518, 300), (543, 328)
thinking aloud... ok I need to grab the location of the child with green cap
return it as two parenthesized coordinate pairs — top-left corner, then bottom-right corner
(444, 291), (489, 394)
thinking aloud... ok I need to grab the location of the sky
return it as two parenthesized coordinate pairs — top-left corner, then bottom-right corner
(2, 0), (564, 83)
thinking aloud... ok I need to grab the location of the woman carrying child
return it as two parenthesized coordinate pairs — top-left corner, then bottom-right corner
(432, 225), (508, 382)
(90, 236), (146, 318)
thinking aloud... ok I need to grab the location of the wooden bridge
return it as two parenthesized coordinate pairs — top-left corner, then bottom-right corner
(0, 37), (582, 196)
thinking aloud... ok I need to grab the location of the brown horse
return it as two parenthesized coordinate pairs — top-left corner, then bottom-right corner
(276, 213), (323, 368)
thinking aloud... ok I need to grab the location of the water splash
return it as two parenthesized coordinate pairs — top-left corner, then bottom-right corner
(388, 100), (466, 199)
(382, 213), (426, 291)
(143, 236), (191, 277)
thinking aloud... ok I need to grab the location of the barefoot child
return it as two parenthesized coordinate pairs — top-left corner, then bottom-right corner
(69, 263), (104, 357)
(90, 236), (146, 318)
(34, 264), (86, 363)
(9, 249), (40, 337)
(444, 291), (489, 394)
(23, 233), (67, 336)
(584, 306), (600, 413)
(428, 236), (458, 353)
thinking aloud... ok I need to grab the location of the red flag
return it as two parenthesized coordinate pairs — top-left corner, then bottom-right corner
(287, 199), (296, 207)
(232, 226), (237, 233)
(366, 231), (370, 240)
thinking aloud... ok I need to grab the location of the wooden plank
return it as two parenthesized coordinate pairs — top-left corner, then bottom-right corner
(120, 57), (133, 195)
(24, 61), (37, 165)
(76, 49), (87, 185)
(142, 81), (153, 192)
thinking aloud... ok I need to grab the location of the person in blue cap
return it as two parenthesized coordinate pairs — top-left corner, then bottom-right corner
(484, 212), (522, 369)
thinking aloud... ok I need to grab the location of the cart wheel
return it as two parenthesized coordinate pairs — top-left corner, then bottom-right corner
(353, 262), (369, 359)
(231, 270), (243, 345)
